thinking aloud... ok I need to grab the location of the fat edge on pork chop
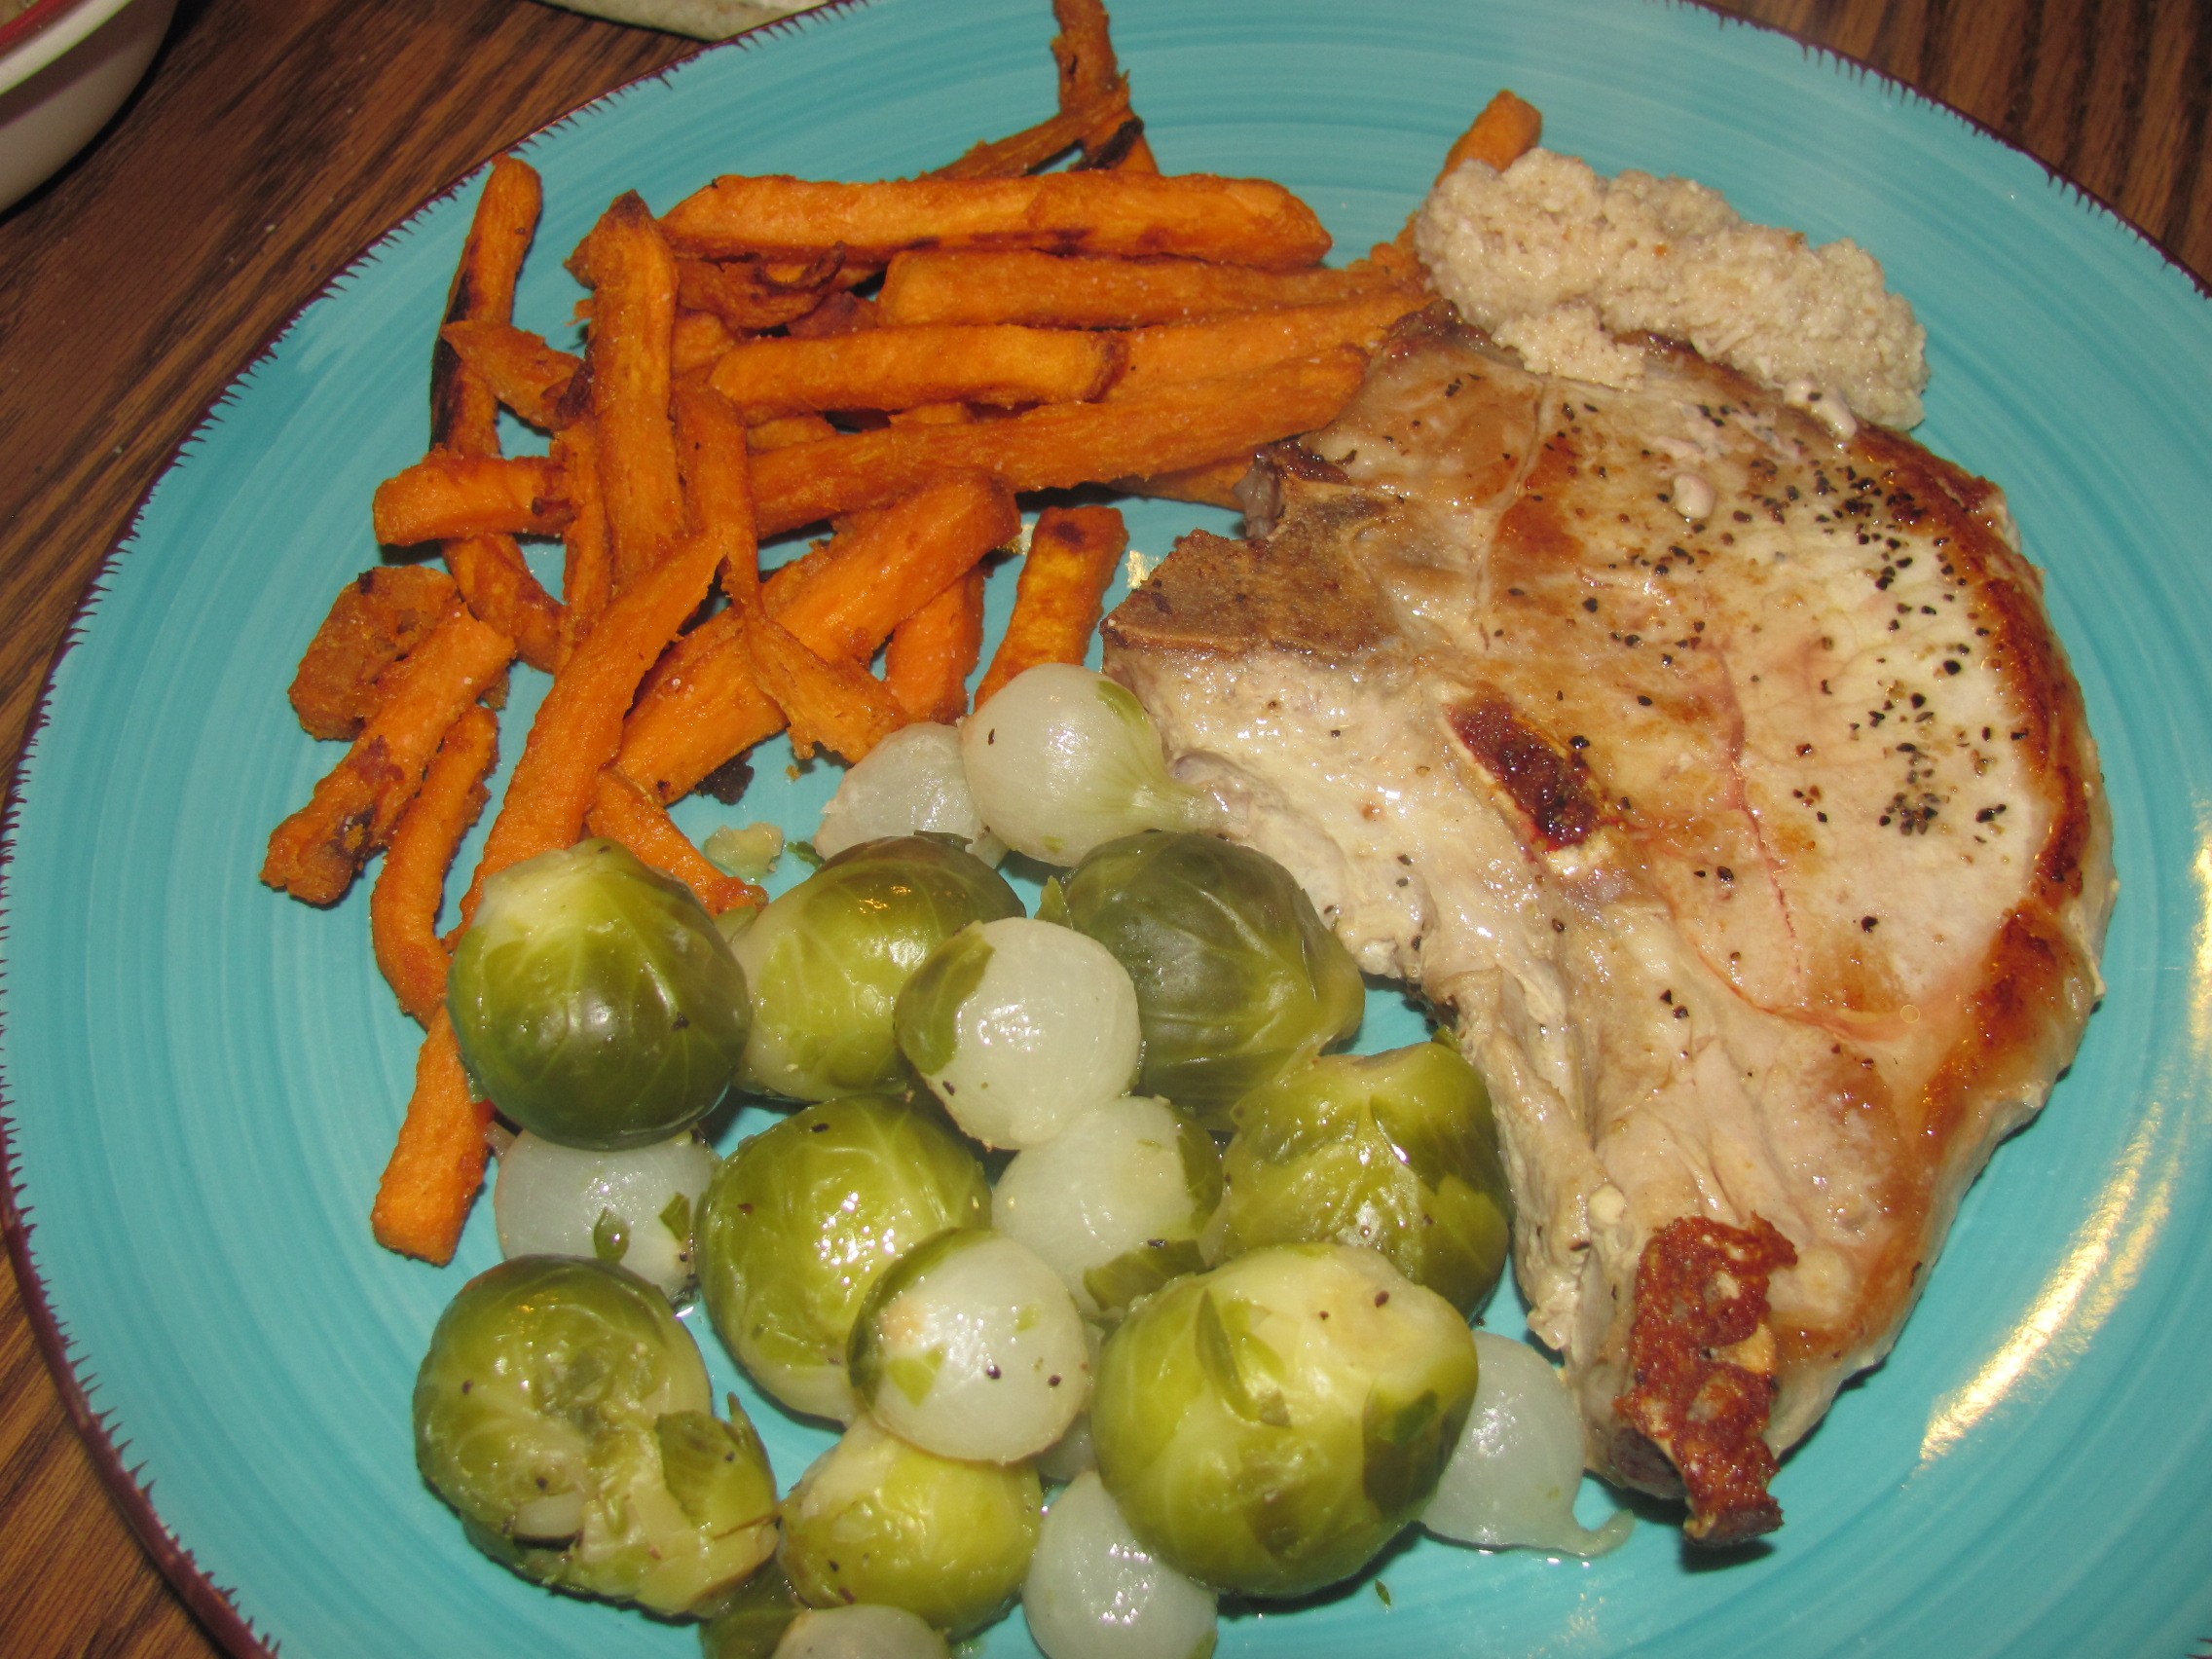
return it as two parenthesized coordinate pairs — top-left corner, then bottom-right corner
(1103, 306), (2114, 1545)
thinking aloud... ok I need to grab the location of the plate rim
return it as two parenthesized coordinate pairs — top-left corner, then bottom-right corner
(0, 2), (2200, 1653)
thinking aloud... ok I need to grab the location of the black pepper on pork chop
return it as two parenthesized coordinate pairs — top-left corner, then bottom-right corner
(1104, 307), (2113, 1544)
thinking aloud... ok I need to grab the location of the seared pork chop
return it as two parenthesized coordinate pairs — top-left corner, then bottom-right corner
(1103, 307), (2113, 1544)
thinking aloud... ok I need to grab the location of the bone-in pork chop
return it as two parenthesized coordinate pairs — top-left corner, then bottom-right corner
(1103, 307), (2113, 1544)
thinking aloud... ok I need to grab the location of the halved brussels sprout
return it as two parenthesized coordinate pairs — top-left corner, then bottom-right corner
(1209, 1042), (1511, 1316)
(1062, 832), (1364, 1127)
(1089, 1243), (1478, 1599)
(696, 1094), (990, 1421)
(780, 1414), (1041, 1639)
(449, 839), (751, 1150)
(848, 1228), (1090, 1463)
(413, 1256), (778, 1616)
(729, 836), (1022, 1102)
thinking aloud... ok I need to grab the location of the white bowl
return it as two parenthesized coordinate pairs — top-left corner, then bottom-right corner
(0, 0), (177, 213)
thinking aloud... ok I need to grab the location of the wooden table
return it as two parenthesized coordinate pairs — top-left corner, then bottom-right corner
(0, 0), (2203, 1652)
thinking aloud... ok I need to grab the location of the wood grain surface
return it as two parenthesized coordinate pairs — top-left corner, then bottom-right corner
(0, 0), (2204, 1653)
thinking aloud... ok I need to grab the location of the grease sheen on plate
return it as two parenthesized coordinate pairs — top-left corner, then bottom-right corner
(4, 2), (2211, 1656)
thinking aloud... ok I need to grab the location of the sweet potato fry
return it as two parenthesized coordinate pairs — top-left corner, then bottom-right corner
(750, 348), (1369, 535)
(772, 473), (1019, 661)
(373, 454), (570, 545)
(553, 420), (611, 664)
(616, 608), (787, 803)
(264, 608), (515, 905)
(673, 310), (740, 375)
(587, 767), (765, 916)
(976, 504), (1126, 704)
(371, 1010), (493, 1266)
(1107, 290), (1426, 399)
(878, 250), (1406, 329)
(744, 611), (910, 763)
(1115, 453), (1251, 508)
(710, 324), (1122, 416)
(444, 535), (562, 676)
(885, 565), (988, 722)
(673, 379), (758, 606)
(372, 705), (498, 1027)
(890, 402), (976, 427)
(748, 412), (841, 453)
(289, 567), (460, 742)
(438, 320), (578, 431)
(677, 251), (848, 332)
(1051, 0), (1158, 171)
(573, 193), (683, 590)
(433, 156), (542, 458)
(931, 103), (1108, 182)
(786, 292), (878, 339)
(459, 516), (727, 921)
(659, 172), (1331, 271)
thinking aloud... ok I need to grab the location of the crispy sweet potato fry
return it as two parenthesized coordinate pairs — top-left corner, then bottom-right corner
(886, 565), (988, 722)
(264, 608), (515, 905)
(433, 156), (542, 458)
(373, 454), (570, 546)
(372, 705), (498, 1027)
(890, 402), (976, 427)
(673, 310), (740, 375)
(745, 611), (910, 763)
(677, 251), (848, 332)
(931, 102), (1110, 182)
(371, 1011), (493, 1266)
(1108, 290), (1425, 399)
(444, 535), (563, 676)
(976, 504), (1126, 704)
(659, 172), (1331, 270)
(438, 319), (578, 431)
(751, 347), (1369, 535)
(673, 380), (758, 607)
(710, 324), (1122, 417)
(289, 567), (460, 742)
(748, 412), (842, 453)
(587, 768), (765, 915)
(573, 193), (683, 590)
(878, 249), (1406, 329)
(786, 291), (879, 339)
(553, 420), (612, 664)
(459, 517), (727, 921)
(1051, 0), (1158, 171)
(1116, 453), (1251, 508)
(772, 473), (1019, 661)
(616, 608), (787, 803)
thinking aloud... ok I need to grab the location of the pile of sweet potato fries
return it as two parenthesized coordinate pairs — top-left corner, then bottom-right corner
(257, 0), (1541, 1268)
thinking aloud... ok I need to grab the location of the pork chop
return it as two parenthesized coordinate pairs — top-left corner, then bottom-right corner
(1102, 306), (2113, 1544)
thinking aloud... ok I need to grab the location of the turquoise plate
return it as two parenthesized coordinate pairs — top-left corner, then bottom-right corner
(5, 1), (2209, 1654)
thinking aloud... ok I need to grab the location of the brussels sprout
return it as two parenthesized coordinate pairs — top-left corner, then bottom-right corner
(815, 722), (1005, 866)
(1024, 1470), (1218, 1659)
(961, 665), (1215, 866)
(729, 836), (1022, 1102)
(697, 1094), (990, 1421)
(992, 1095), (1222, 1321)
(1089, 1243), (1478, 1599)
(1062, 832), (1364, 1127)
(494, 1129), (719, 1300)
(1423, 1332), (1632, 1556)
(895, 918), (1142, 1149)
(414, 1256), (778, 1616)
(1209, 1043), (1512, 1316)
(780, 1414), (1041, 1639)
(449, 839), (751, 1150)
(849, 1229), (1091, 1462)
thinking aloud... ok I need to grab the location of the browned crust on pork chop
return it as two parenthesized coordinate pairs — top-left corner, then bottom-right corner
(1104, 306), (2113, 1544)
